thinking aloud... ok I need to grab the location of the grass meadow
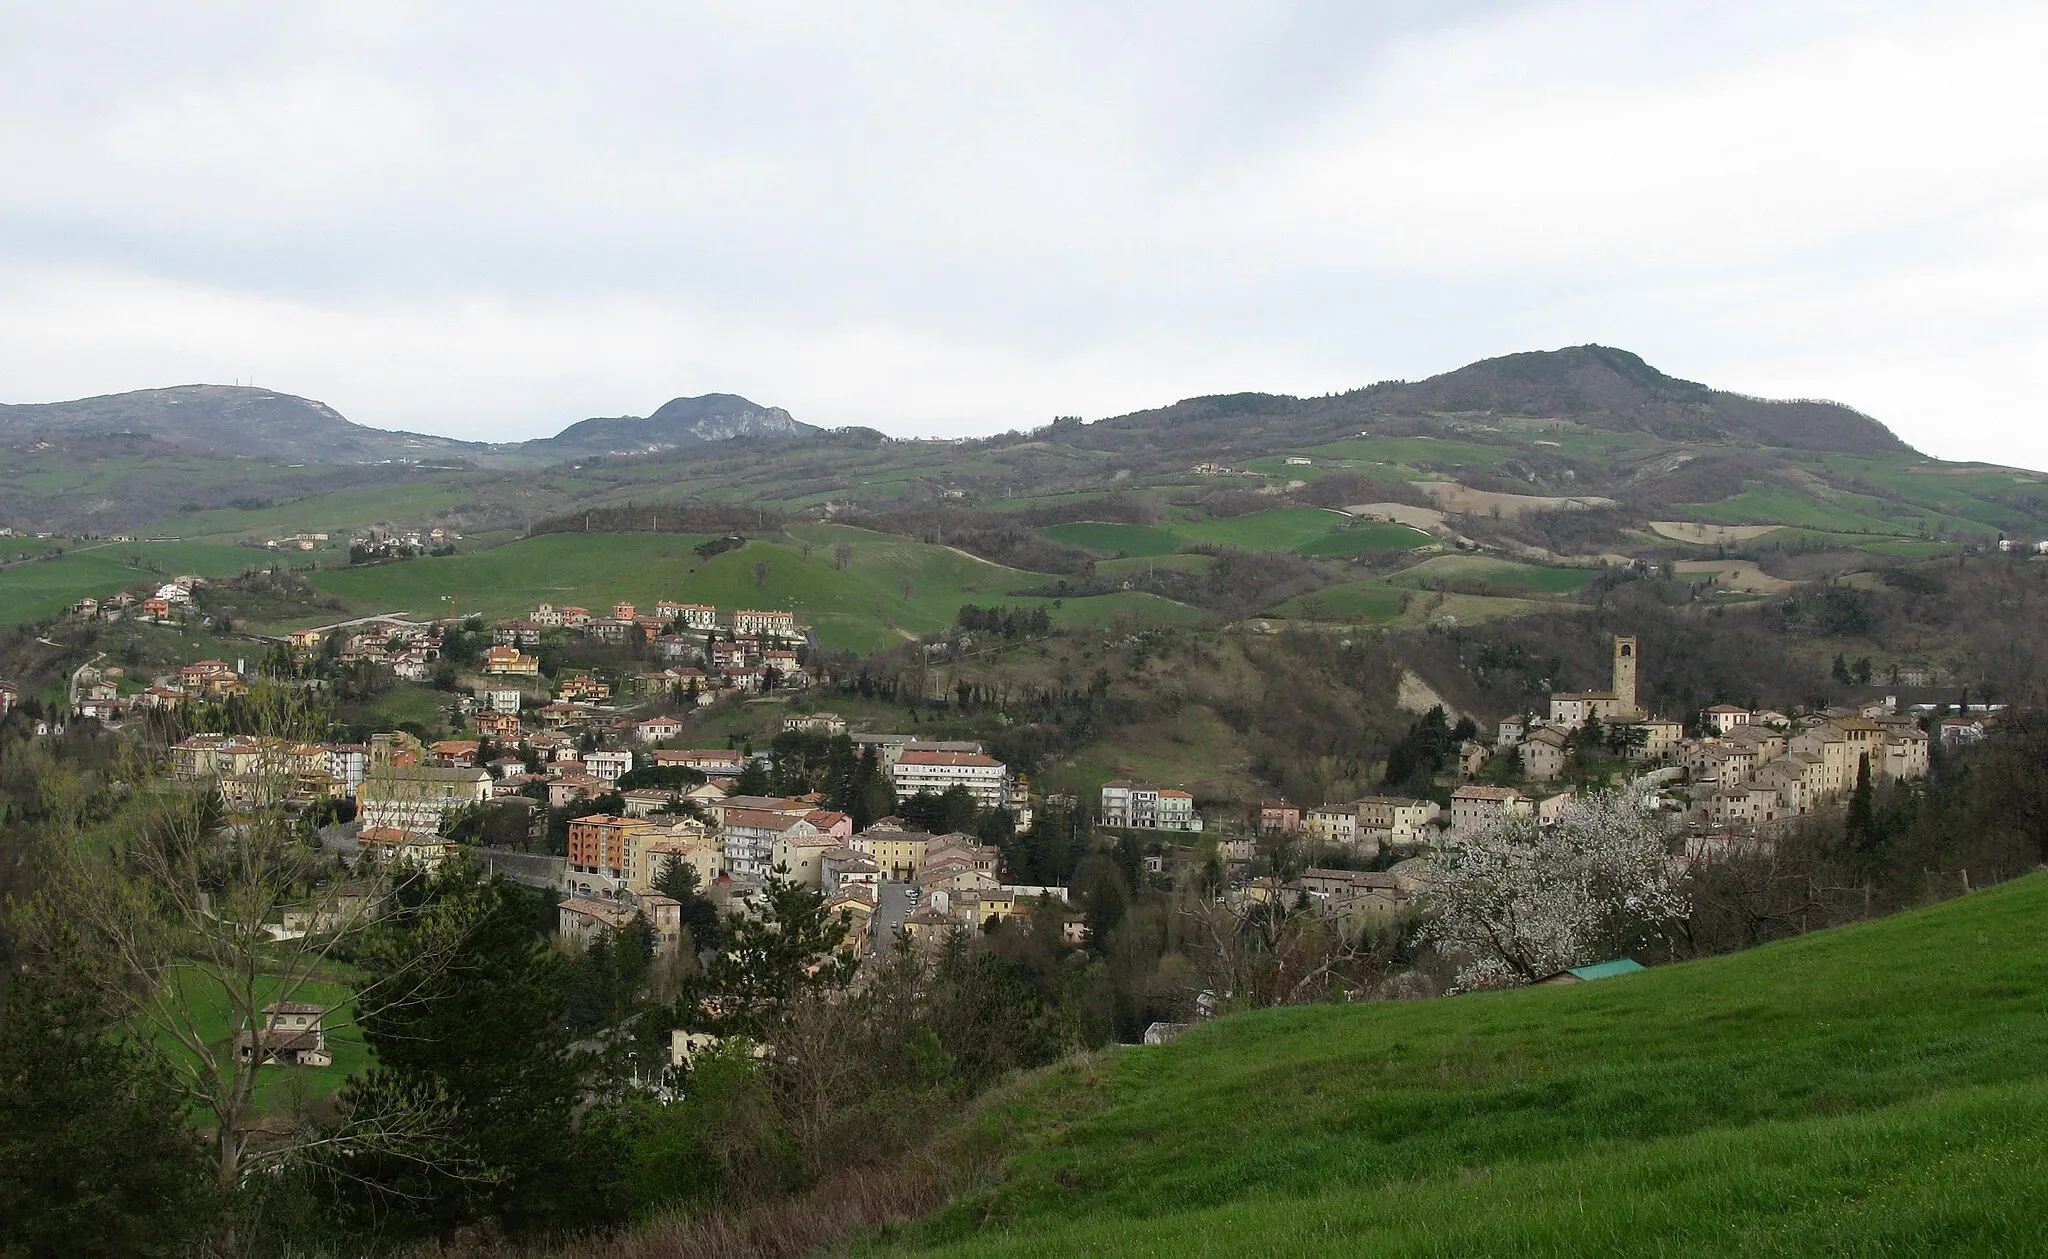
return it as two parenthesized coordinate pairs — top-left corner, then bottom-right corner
(875, 874), (2048, 1257)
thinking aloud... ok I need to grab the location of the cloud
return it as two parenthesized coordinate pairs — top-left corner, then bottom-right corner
(0, 0), (2043, 466)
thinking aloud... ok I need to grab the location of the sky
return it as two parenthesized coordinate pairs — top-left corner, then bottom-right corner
(2, 1), (2045, 465)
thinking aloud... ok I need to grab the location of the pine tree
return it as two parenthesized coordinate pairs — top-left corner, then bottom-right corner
(0, 973), (213, 1258)
(1845, 757), (1881, 860)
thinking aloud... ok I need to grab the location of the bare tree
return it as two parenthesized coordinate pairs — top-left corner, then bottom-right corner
(833, 541), (854, 570)
(1179, 889), (1389, 1013)
(22, 782), (461, 1195)
(799, 539), (814, 562)
(753, 558), (772, 589)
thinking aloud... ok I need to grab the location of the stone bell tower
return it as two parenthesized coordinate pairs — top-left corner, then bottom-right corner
(1613, 635), (1639, 719)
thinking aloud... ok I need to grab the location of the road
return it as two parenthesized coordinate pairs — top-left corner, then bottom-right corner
(68, 651), (107, 711)
(869, 880), (918, 958)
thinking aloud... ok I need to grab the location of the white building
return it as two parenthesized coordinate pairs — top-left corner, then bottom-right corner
(1099, 780), (1203, 832)
(584, 749), (634, 785)
(891, 750), (1009, 811)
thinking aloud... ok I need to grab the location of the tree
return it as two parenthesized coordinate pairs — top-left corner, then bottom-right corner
(1844, 757), (1880, 861)
(1832, 653), (1852, 684)
(753, 558), (772, 589)
(683, 873), (857, 1041)
(734, 757), (771, 797)
(654, 855), (723, 952)
(20, 786), (441, 1196)
(832, 542), (853, 570)
(1421, 791), (1688, 990)
(0, 972), (214, 1258)
(335, 859), (612, 1236)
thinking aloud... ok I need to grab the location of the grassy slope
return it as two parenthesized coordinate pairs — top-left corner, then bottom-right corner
(881, 875), (2048, 1258)
(161, 970), (365, 1119)
(294, 525), (1205, 653)
(0, 540), (268, 624)
(1038, 511), (1430, 560)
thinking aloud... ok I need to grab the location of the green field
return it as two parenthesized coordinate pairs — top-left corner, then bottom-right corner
(1038, 512), (1430, 562)
(886, 875), (2048, 1257)
(1682, 484), (1914, 535)
(0, 539), (270, 624)
(1036, 522), (1185, 558)
(1388, 554), (1601, 595)
(289, 526), (1206, 653)
(161, 970), (365, 1120)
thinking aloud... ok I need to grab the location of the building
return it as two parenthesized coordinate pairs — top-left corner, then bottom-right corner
(781, 712), (848, 735)
(1519, 726), (1570, 781)
(1353, 796), (1440, 848)
(233, 1003), (332, 1068)
(1302, 804), (1357, 847)
(653, 748), (746, 776)
(1704, 704), (1753, 736)
(483, 645), (540, 676)
(854, 821), (934, 880)
(891, 749), (1009, 811)
(1258, 800), (1303, 834)
(1549, 635), (1642, 730)
(356, 766), (491, 835)
(633, 715), (685, 744)
(478, 687), (523, 714)
(732, 609), (799, 638)
(1099, 780), (1203, 832)
(1449, 785), (1531, 835)
(722, 809), (821, 880)
(565, 814), (651, 895)
(583, 749), (634, 785)
(1495, 715), (1528, 751)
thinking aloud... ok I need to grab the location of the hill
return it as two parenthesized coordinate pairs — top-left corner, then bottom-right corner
(0, 384), (485, 464)
(524, 393), (818, 458)
(881, 875), (2048, 1257)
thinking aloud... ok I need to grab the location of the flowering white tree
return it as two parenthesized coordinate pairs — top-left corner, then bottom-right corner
(1421, 791), (1688, 991)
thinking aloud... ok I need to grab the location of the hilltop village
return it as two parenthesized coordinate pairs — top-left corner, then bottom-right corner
(3, 565), (1987, 1054)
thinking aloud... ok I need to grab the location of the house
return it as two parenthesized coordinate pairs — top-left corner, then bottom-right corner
(633, 715), (685, 744)
(474, 711), (522, 739)
(1099, 780), (1203, 832)
(233, 1003), (332, 1068)
(356, 826), (457, 869)
(1258, 800), (1303, 834)
(427, 739), (481, 767)
(890, 749), (1009, 810)
(1704, 704), (1753, 736)
(1535, 959), (1646, 985)
(1449, 785), (1530, 835)
(0, 680), (19, 716)
(1549, 691), (1621, 732)
(1457, 740), (1489, 778)
(477, 687), (523, 714)
(782, 711), (847, 735)
(557, 896), (640, 949)
(1519, 726), (1570, 781)
(1495, 715), (1528, 751)
(1617, 717), (1686, 761)
(1302, 804), (1357, 847)
(722, 810), (821, 880)
(483, 645), (540, 676)
(1353, 796), (1441, 849)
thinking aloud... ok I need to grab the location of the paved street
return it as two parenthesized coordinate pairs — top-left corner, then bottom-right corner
(869, 880), (917, 958)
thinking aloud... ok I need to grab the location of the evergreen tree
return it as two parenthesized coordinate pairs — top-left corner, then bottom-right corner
(683, 873), (855, 1040)
(1832, 653), (1852, 684)
(336, 861), (616, 1236)
(0, 972), (213, 1258)
(734, 756), (772, 797)
(1845, 757), (1880, 862)
(653, 856), (723, 951)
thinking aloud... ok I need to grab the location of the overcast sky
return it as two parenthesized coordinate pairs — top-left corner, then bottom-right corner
(3, 1), (2045, 465)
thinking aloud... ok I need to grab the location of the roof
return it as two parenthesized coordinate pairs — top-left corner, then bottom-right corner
(1706, 704), (1750, 713)
(1551, 959), (1647, 982)
(897, 750), (1002, 768)
(265, 1002), (326, 1016)
(1453, 785), (1523, 801)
